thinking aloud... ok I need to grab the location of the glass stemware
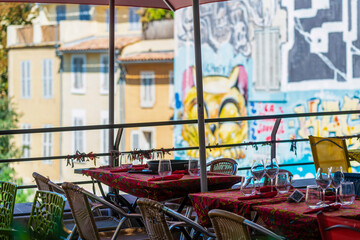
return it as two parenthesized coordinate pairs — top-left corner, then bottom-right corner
(265, 157), (279, 191)
(240, 170), (255, 196)
(330, 166), (344, 204)
(251, 158), (266, 193)
(315, 167), (332, 207)
(275, 172), (291, 194)
(188, 159), (200, 176)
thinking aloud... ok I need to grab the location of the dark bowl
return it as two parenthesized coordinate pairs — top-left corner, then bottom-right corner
(147, 160), (188, 173)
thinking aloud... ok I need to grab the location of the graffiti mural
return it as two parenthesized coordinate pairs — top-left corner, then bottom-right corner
(174, 0), (360, 177)
(282, 0), (360, 88)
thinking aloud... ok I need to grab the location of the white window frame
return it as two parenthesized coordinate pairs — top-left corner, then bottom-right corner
(42, 59), (53, 98)
(100, 110), (109, 165)
(42, 124), (53, 164)
(140, 71), (155, 108)
(21, 124), (31, 158)
(100, 54), (109, 94)
(71, 55), (86, 94)
(72, 109), (86, 154)
(254, 28), (281, 91)
(130, 128), (156, 150)
(21, 60), (31, 99)
(169, 70), (174, 108)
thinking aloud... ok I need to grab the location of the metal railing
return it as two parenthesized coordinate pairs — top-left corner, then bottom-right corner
(1, 110), (360, 190)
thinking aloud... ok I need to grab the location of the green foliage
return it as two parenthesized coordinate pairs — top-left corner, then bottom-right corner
(138, 8), (174, 30)
(0, 93), (33, 203)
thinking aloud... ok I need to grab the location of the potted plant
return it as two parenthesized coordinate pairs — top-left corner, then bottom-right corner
(137, 8), (174, 40)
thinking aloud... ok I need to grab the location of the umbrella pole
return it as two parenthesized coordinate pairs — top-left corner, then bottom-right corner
(109, 0), (115, 167)
(192, 0), (208, 192)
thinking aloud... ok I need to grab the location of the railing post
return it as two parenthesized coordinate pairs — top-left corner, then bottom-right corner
(271, 118), (281, 165)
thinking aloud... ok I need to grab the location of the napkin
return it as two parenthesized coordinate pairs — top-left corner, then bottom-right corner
(173, 170), (189, 174)
(303, 204), (341, 214)
(148, 174), (184, 181)
(238, 191), (278, 200)
(258, 186), (278, 193)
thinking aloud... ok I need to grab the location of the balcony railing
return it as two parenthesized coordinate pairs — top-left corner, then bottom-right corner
(1, 110), (360, 191)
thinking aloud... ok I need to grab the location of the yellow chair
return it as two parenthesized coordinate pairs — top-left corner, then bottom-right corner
(309, 136), (352, 173)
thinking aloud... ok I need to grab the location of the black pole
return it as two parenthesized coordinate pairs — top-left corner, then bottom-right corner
(192, 0), (208, 192)
(109, 0), (115, 167)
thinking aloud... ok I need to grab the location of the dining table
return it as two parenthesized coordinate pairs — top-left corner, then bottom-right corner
(189, 186), (360, 240)
(77, 165), (242, 204)
(253, 200), (360, 240)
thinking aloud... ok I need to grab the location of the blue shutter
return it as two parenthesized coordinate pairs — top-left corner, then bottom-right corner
(56, 5), (66, 23)
(79, 5), (90, 20)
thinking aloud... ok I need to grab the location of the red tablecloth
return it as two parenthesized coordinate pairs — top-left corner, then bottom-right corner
(81, 167), (242, 202)
(253, 201), (360, 240)
(189, 189), (292, 226)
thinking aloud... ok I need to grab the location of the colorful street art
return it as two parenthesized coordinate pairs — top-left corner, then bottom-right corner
(174, 0), (360, 178)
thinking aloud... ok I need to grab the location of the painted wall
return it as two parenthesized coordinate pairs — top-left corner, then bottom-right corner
(174, 0), (360, 178)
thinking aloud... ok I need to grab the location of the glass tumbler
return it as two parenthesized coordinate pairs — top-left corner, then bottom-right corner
(305, 185), (321, 209)
(340, 181), (356, 205)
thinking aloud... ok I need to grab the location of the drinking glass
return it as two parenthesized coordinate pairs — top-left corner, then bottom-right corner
(275, 172), (291, 194)
(188, 159), (200, 177)
(251, 158), (266, 192)
(265, 157), (279, 191)
(240, 170), (255, 196)
(158, 159), (172, 177)
(340, 181), (355, 205)
(330, 166), (344, 204)
(305, 185), (322, 209)
(316, 167), (332, 206)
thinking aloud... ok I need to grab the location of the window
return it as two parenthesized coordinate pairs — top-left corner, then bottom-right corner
(71, 55), (86, 94)
(21, 60), (31, 99)
(42, 124), (53, 164)
(21, 124), (31, 158)
(169, 70), (174, 108)
(254, 28), (280, 91)
(42, 59), (53, 98)
(140, 71), (155, 108)
(129, 7), (140, 30)
(100, 55), (109, 94)
(79, 5), (90, 20)
(72, 110), (86, 153)
(130, 128), (155, 150)
(56, 5), (66, 23)
(106, 9), (117, 32)
(100, 111), (109, 165)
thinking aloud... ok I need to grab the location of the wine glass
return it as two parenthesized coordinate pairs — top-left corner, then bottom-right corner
(316, 167), (332, 207)
(251, 158), (266, 193)
(275, 172), (291, 194)
(340, 181), (355, 205)
(265, 157), (279, 192)
(330, 166), (344, 204)
(240, 170), (255, 196)
(188, 159), (200, 176)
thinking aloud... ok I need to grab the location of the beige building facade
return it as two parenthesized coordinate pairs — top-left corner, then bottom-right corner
(7, 4), (175, 185)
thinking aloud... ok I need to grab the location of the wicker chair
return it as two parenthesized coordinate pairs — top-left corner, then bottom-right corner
(209, 209), (286, 240)
(207, 158), (237, 175)
(137, 198), (216, 240)
(62, 182), (147, 240)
